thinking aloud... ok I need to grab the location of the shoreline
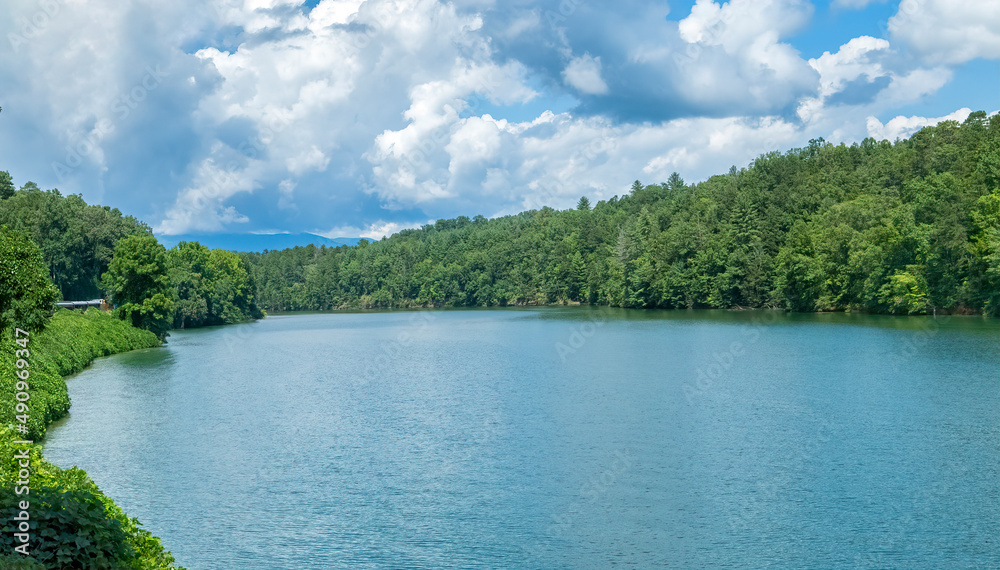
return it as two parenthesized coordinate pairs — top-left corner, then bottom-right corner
(1, 309), (183, 569)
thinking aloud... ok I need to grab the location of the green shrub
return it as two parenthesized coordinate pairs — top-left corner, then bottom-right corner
(0, 486), (132, 569)
(0, 226), (59, 334)
(0, 309), (159, 440)
(0, 310), (182, 568)
(0, 552), (46, 569)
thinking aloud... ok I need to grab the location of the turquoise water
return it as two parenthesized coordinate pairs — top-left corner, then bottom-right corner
(43, 309), (999, 568)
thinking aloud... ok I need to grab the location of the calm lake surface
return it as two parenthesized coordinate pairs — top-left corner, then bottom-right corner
(44, 309), (999, 568)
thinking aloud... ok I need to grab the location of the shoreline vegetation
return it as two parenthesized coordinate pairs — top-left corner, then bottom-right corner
(0, 113), (996, 329)
(0, 310), (183, 569)
(0, 112), (996, 568)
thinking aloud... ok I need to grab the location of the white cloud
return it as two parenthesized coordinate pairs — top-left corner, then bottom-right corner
(0, 0), (990, 238)
(1, 1), (196, 186)
(679, 0), (812, 48)
(367, 58), (535, 207)
(674, 0), (818, 113)
(286, 145), (330, 176)
(318, 220), (427, 240)
(809, 36), (890, 98)
(889, 0), (1000, 64)
(372, 106), (810, 217)
(154, 154), (262, 234)
(446, 115), (506, 168)
(876, 67), (952, 106)
(278, 178), (296, 210)
(866, 108), (973, 141)
(795, 34), (955, 143)
(563, 54), (609, 95)
(158, 0), (510, 232)
(308, 0), (364, 28)
(831, 0), (888, 9)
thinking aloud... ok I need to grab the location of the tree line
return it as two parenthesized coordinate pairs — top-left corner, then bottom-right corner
(2, 110), (997, 343)
(242, 111), (999, 317)
(0, 185), (263, 340)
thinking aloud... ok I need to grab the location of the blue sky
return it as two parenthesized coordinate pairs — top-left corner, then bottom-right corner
(0, 0), (997, 239)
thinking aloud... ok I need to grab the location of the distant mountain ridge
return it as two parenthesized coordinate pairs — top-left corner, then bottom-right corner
(156, 232), (362, 252)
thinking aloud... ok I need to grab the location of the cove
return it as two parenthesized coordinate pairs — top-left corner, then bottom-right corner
(43, 308), (1000, 568)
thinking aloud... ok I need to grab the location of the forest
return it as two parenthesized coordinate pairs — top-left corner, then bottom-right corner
(0, 110), (995, 567)
(0, 186), (263, 339)
(1, 110), (998, 342)
(244, 111), (1000, 317)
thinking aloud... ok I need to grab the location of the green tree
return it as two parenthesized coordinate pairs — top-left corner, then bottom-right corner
(233, 111), (997, 316)
(666, 171), (685, 192)
(0, 186), (151, 299)
(168, 241), (211, 328)
(167, 243), (263, 327)
(0, 171), (14, 200)
(969, 189), (1000, 315)
(879, 266), (929, 315)
(0, 226), (59, 332)
(101, 235), (174, 340)
(205, 248), (258, 324)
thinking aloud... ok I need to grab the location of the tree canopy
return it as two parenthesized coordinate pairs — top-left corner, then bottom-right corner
(167, 241), (263, 328)
(3, 112), (997, 326)
(0, 226), (59, 333)
(0, 184), (151, 300)
(0, 171), (14, 200)
(101, 235), (175, 340)
(242, 111), (1000, 317)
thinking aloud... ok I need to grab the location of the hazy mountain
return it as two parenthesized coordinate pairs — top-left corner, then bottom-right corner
(156, 232), (362, 252)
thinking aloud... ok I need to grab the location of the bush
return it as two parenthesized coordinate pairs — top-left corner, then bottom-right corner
(0, 309), (181, 568)
(0, 486), (132, 569)
(0, 309), (159, 441)
(0, 553), (46, 569)
(0, 226), (59, 334)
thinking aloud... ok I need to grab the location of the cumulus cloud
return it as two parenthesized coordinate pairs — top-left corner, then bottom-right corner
(154, 153), (261, 234)
(679, 0), (813, 46)
(277, 179), (296, 210)
(155, 0), (510, 233)
(810, 36), (891, 99)
(866, 108), (973, 141)
(888, 0), (1000, 65)
(672, 0), (819, 116)
(793, 33), (958, 146)
(563, 54), (608, 95)
(319, 220), (428, 241)
(367, 57), (535, 208)
(372, 106), (809, 218)
(0, 0), (987, 240)
(286, 146), (330, 176)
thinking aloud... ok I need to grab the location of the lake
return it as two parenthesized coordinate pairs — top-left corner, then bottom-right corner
(43, 309), (999, 568)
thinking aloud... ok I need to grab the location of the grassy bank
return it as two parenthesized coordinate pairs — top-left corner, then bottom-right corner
(0, 309), (184, 569)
